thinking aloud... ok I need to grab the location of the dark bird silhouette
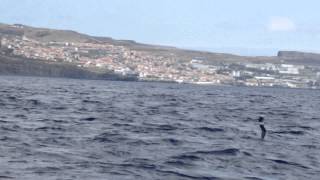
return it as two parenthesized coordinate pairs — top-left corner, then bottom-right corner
(259, 116), (266, 140)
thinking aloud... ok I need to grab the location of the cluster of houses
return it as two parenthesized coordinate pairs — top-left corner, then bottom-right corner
(1, 34), (320, 89)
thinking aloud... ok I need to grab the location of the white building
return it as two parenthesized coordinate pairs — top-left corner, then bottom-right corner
(232, 71), (241, 77)
(278, 64), (304, 75)
(114, 67), (135, 76)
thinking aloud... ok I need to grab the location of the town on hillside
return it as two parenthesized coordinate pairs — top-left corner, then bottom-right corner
(1, 25), (320, 89)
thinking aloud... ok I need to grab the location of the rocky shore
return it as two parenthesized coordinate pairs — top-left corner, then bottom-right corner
(0, 54), (137, 81)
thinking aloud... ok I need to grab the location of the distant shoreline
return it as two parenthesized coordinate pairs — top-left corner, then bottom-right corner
(0, 54), (138, 82)
(1, 22), (320, 90)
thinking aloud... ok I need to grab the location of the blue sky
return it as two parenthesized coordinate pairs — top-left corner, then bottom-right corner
(0, 0), (319, 55)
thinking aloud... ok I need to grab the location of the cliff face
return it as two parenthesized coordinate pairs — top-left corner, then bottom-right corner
(0, 55), (137, 81)
(278, 51), (320, 59)
(278, 51), (320, 65)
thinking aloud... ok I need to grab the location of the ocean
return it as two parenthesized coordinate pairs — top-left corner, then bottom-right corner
(0, 76), (319, 180)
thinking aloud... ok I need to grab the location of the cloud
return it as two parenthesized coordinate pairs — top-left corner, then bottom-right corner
(268, 17), (296, 32)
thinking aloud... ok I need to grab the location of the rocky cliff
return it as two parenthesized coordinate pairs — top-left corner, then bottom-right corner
(278, 51), (320, 59)
(278, 51), (320, 65)
(0, 55), (137, 81)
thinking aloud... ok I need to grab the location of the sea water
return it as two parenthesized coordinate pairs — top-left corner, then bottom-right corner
(0, 76), (319, 180)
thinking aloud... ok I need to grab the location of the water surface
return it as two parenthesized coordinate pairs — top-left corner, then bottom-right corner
(0, 76), (319, 180)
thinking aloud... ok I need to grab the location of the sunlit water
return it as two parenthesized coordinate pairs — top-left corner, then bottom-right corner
(0, 76), (319, 180)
